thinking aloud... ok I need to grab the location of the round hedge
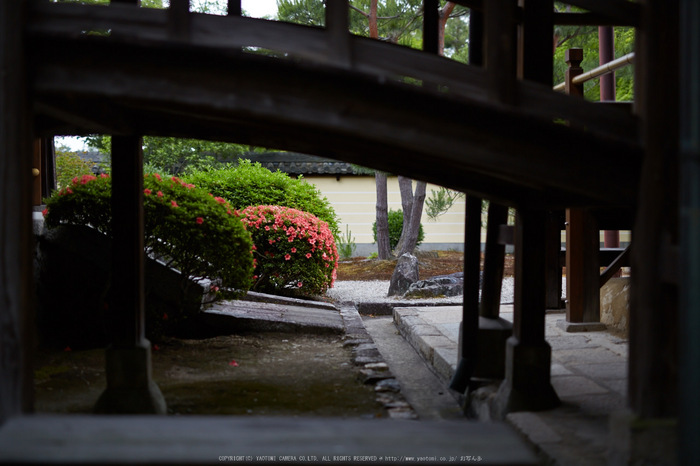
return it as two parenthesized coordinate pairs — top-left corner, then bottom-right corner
(182, 159), (340, 236)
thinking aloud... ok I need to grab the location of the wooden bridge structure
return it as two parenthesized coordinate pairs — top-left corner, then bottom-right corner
(1, 0), (699, 463)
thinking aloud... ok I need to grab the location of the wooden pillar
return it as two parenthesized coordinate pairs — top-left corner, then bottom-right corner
(325, 0), (351, 68)
(545, 211), (564, 309)
(450, 195), (482, 392)
(94, 135), (166, 414)
(0, 0), (33, 421)
(495, 208), (559, 416)
(609, 0), (680, 463)
(472, 202), (512, 381)
(679, 0), (700, 461)
(563, 208), (605, 329)
(484, 0), (518, 105)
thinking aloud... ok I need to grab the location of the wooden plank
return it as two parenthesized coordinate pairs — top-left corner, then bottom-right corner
(0, 0), (33, 421)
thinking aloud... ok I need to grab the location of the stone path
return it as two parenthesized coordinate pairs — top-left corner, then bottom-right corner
(393, 304), (629, 465)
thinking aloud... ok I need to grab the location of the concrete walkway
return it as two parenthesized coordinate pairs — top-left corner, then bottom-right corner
(392, 305), (629, 466)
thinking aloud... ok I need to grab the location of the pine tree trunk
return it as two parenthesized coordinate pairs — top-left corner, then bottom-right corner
(394, 176), (414, 254)
(375, 172), (392, 259)
(398, 181), (427, 256)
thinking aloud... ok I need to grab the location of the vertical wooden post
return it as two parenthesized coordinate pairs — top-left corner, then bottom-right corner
(545, 211), (564, 309)
(94, 135), (166, 414)
(484, 0), (518, 105)
(495, 208), (559, 415)
(168, 0), (190, 40)
(565, 48), (584, 97)
(325, 0), (351, 68)
(0, 0), (33, 421)
(679, 0), (700, 461)
(450, 195), (482, 392)
(227, 0), (241, 16)
(423, 0), (439, 55)
(564, 208), (604, 328)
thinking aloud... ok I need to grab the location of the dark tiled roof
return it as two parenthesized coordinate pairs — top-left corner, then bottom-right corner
(242, 152), (362, 175)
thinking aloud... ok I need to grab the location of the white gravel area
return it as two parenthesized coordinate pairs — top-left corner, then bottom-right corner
(327, 278), (519, 304)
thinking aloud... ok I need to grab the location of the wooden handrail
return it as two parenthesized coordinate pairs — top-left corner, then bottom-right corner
(553, 52), (635, 92)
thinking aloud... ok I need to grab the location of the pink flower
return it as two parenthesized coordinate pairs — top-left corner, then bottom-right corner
(228, 360), (239, 367)
(66, 187), (73, 194)
(214, 196), (225, 204)
(265, 226), (270, 231)
(100, 173), (109, 178)
(171, 200), (179, 207)
(144, 188), (152, 195)
(154, 173), (162, 181)
(285, 254), (291, 261)
(41, 208), (48, 217)
(196, 217), (204, 224)
(306, 253), (312, 259)
(80, 174), (97, 184)
(291, 247), (297, 253)
(157, 191), (164, 197)
(297, 282), (303, 288)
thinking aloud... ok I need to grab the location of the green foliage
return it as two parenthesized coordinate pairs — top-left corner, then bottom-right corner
(337, 225), (357, 260)
(81, 135), (258, 176)
(238, 205), (338, 297)
(426, 187), (464, 220)
(182, 159), (340, 236)
(43, 173), (255, 336)
(372, 209), (424, 250)
(55, 152), (95, 190)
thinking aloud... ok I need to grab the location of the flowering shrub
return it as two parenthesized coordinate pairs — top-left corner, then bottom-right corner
(43, 173), (255, 337)
(182, 160), (340, 236)
(238, 205), (339, 297)
(55, 152), (95, 190)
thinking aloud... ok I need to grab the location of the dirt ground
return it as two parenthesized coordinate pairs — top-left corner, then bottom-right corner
(34, 333), (383, 417)
(336, 250), (514, 281)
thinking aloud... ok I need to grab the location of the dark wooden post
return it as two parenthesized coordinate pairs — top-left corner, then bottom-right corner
(679, 0), (700, 461)
(609, 0), (680, 463)
(325, 0), (351, 68)
(545, 211), (564, 309)
(450, 196), (482, 393)
(563, 208), (605, 330)
(471, 202), (512, 381)
(495, 208), (560, 416)
(485, 0), (518, 105)
(565, 48), (584, 97)
(94, 135), (166, 414)
(0, 0), (33, 421)
(227, 0), (241, 16)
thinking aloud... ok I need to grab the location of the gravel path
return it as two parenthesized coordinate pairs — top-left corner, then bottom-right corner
(327, 278), (518, 304)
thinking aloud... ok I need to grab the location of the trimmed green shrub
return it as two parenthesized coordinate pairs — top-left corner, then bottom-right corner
(182, 159), (340, 236)
(238, 205), (338, 297)
(43, 173), (254, 337)
(372, 209), (425, 251)
(55, 152), (95, 190)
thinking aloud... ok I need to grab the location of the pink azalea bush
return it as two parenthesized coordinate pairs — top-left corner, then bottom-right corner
(238, 205), (339, 297)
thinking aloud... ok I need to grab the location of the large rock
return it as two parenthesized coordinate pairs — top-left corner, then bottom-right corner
(403, 272), (465, 299)
(387, 253), (419, 297)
